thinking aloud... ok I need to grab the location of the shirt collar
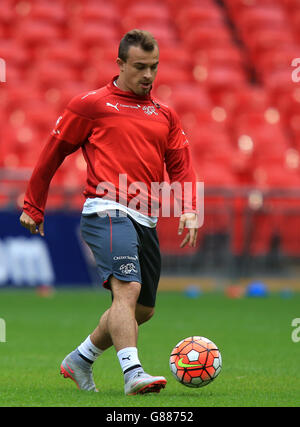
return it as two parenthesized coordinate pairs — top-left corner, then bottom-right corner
(107, 75), (152, 101)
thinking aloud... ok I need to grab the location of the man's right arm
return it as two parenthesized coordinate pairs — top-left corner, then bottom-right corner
(20, 93), (95, 230)
(20, 211), (44, 236)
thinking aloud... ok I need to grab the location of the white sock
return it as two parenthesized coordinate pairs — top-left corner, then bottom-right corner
(117, 347), (143, 374)
(77, 335), (103, 363)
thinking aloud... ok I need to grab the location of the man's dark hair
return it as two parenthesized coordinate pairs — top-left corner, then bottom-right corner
(118, 29), (158, 62)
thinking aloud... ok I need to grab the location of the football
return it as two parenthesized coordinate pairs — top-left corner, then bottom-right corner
(169, 336), (222, 388)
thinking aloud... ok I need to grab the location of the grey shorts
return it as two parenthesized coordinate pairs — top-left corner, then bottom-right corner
(80, 211), (161, 307)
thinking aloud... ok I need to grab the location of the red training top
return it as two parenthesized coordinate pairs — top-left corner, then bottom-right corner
(23, 76), (197, 224)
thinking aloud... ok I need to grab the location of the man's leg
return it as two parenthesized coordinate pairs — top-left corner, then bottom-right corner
(90, 301), (155, 352)
(61, 277), (166, 394)
(107, 276), (141, 351)
(103, 278), (165, 395)
(60, 213), (165, 393)
(62, 291), (155, 378)
(60, 277), (140, 389)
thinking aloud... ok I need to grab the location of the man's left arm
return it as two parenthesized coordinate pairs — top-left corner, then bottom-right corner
(164, 108), (199, 247)
(165, 145), (199, 247)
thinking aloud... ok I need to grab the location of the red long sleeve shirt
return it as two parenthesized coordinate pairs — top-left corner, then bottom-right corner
(23, 76), (197, 224)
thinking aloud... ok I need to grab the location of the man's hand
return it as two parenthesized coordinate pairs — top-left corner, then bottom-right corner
(178, 213), (198, 248)
(19, 212), (44, 237)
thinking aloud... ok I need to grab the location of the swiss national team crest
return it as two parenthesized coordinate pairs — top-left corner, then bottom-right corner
(119, 263), (138, 275)
(143, 106), (158, 116)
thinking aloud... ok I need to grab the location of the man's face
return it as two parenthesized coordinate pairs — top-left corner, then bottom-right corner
(117, 45), (159, 96)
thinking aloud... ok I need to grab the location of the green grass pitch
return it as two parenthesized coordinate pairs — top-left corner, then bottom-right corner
(0, 288), (299, 407)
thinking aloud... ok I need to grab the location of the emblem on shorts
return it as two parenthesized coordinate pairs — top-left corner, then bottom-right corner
(119, 263), (138, 275)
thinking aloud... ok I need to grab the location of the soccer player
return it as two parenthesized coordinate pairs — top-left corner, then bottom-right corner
(19, 29), (199, 395)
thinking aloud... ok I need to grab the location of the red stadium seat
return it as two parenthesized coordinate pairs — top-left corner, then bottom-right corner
(0, 0), (14, 24)
(253, 145), (289, 168)
(175, 5), (225, 36)
(76, 2), (120, 25)
(255, 48), (300, 76)
(45, 81), (91, 110)
(247, 209), (277, 256)
(194, 64), (247, 89)
(263, 67), (296, 92)
(0, 24), (5, 40)
(0, 83), (43, 112)
(193, 46), (246, 69)
(183, 26), (233, 49)
(0, 124), (17, 167)
(165, 0), (219, 16)
(130, 24), (178, 47)
(27, 2), (67, 26)
(202, 194), (234, 235)
(224, 0), (282, 20)
(234, 108), (284, 132)
(18, 100), (58, 132)
(251, 174), (300, 256)
(289, 116), (300, 149)
(168, 83), (212, 116)
(13, 20), (62, 47)
(122, 3), (171, 29)
(0, 63), (23, 86)
(253, 164), (300, 189)
(158, 45), (192, 70)
(71, 22), (120, 48)
(189, 125), (232, 150)
(5, 89), (57, 137)
(283, 0), (300, 13)
(154, 66), (193, 88)
(274, 88), (300, 133)
(289, 9), (300, 42)
(232, 111), (289, 148)
(82, 60), (119, 87)
(245, 28), (295, 57)
(194, 162), (237, 236)
(27, 59), (80, 89)
(193, 161), (238, 188)
(112, 0), (150, 12)
(0, 40), (30, 68)
(36, 41), (87, 69)
(238, 6), (288, 34)
(278, 202), (300, 256)
(215, 86), (271, 115)
(2, 123), (46, 168)
(86, 46), (118, 63)
(178, 110), (223, 135)
(191, 133), (237, 167)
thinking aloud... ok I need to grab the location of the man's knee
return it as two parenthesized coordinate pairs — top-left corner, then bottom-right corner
(110, 276), (141, 304)
(135, 303), (155, 325)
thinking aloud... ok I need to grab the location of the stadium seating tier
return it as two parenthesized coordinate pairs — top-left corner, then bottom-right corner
(1, 0), (300, 256)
